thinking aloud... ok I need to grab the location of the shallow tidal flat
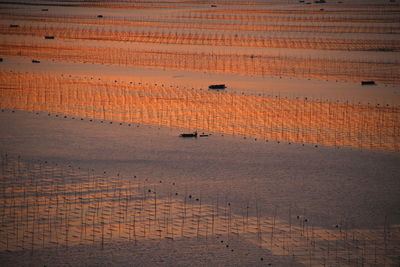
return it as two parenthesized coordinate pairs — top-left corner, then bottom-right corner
(0, 0), (400, 266)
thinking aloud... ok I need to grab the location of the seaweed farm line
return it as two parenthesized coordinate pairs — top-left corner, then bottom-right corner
(1, 24), (399, 52)
(1, 41), (399, 85)
(1, 14), (399, 35)
(1, 155), (399, 266)
(1, 72), (399, 151)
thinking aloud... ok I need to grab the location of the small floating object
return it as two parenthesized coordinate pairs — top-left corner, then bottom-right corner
(0, 58), (3, 62)
(9, 24), (19, 28)
(179, 131), (197, 138)
(97, 15), (103, 18)
(44, 36), (55, 39)
(199, 132), (209, 137)
(209, 84), (226, 90)
(211, 4), (217, 7)
(361, 81), (376, 85)
(41, 8), (48, 11)
(32, 59), (40, 63)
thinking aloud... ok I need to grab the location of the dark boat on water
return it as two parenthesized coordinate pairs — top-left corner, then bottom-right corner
(32, 59), (40, 63)
(179, 131), (197, 138)
(361, 81), (376, 85)
(209, 84), (226, 90)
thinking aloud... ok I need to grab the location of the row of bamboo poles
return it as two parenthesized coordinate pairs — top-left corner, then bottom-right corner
(2, 24), (399, 52)
(1, 41), (399, 85)
(0, 72), (399, 151)
(2, 5), (399, 27)
(1, 154), (399, 266)
(174, 12), (400, 23)
(2, 12), (399, 34)
(191, 3), (400, 16)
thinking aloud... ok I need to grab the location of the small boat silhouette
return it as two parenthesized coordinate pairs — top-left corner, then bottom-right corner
(179, 131), (197, 138)
(199, 132), (210, 137)
(208, 84), (226, 90)
(361, 81), (376, 85)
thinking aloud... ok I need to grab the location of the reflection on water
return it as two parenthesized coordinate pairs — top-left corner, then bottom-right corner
(1, 156), (399, 266)
(1, 72), (399, 151)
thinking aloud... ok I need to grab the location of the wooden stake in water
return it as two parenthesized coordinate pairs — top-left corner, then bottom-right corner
(196, 197), (201, 240)
(101, 208), (104, 250)
(181, 191), (187, 237)
(133, 214), (136, 244)
(271, 206), (277, 248)
(154, 185), (157, 225)
(255, 199), (261, 247)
